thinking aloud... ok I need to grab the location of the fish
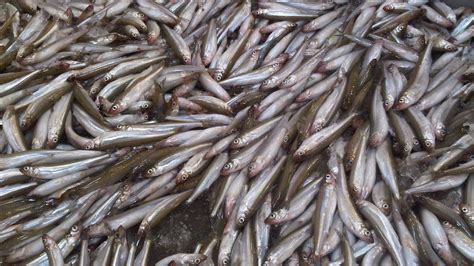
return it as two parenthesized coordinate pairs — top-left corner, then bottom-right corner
(0, 1), (471, 265)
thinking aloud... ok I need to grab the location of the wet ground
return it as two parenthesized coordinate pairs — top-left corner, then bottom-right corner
(149, 193), (214, 263)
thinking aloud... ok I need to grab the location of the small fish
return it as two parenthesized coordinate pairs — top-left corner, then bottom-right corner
(0, 2), (471, 265)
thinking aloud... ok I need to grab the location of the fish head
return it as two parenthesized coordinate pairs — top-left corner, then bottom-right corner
(176, 171), (191, 185)
(20, 55), (35, 65)
(236, 209), (249, 227)
(422, 137), (435, 152)
(265, 208), (287, 225)
(181, 53), (192, 65)
(147, 33), (158, 44)
(441, 220), (454, 231)
(350, 183), (362, 199)
(221, 159), (238, 175)
(401, 143), (412, 156)
(187, 254), (207, 265)
(293, 147), (308, 161)
(460, 204), (473, 218)
(231, 137), (247, 148)
(281, 75), (295, 87)
(85, 140), (96, 150)
(248, 158), (263, 177)
(252, 9), (268, 16)
(383, 95), (394, 110)
(47, 134), (60, 148)
(360, 225), (374, 242)
(20, 166), (38, 177)
(68, 224), (82, 240)
(145, 167), (157, 177)
(42, 235), (56, 250)
(394, 95), (412, 110)
(378, 200), (392, 216)
(109, 101), (127, 115)
(102, 73), (114, 83)
(261, 76), (278, 90)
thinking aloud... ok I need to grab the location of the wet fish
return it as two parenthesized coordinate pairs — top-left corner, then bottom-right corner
(0, 2), (471, 265)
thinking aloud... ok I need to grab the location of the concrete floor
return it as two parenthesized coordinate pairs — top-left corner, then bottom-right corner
(149, 193), (215, 263)
(445, 0), (474, 8)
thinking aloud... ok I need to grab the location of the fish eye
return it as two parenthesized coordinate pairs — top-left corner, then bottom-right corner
(269, 213), (276, 219)
(398, 98), (405, 103)
(297, 150), (305, 156)
(425, 140), (431, 147)
(222, 258), (229, 265)
(413, 139), (419, 146)
(111, 105), (118, 111)
(461, 207), (468, 212)
(325, 174), (331, 180)
(238, 216), (245, 224)
(443, 221), (449, 225)
(104, 75), (111, 81)
(403, 145), (410, 152)
(248, 164), (255, 171)
(382, 203), (389, 209)
(86, 143), (94, 149)
(445, 45), (454, 51)
(352, 187), (359, 192)
(147, 168), (154, 174)
(364, 229), (371, 236)
(223, 163), (231, 170)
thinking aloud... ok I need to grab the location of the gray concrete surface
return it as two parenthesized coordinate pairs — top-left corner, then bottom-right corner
(445, 0), (474, 8)
(149, 193), (215, 262)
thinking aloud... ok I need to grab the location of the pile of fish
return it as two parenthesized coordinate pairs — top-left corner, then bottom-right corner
(0, 0), (473, 265)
